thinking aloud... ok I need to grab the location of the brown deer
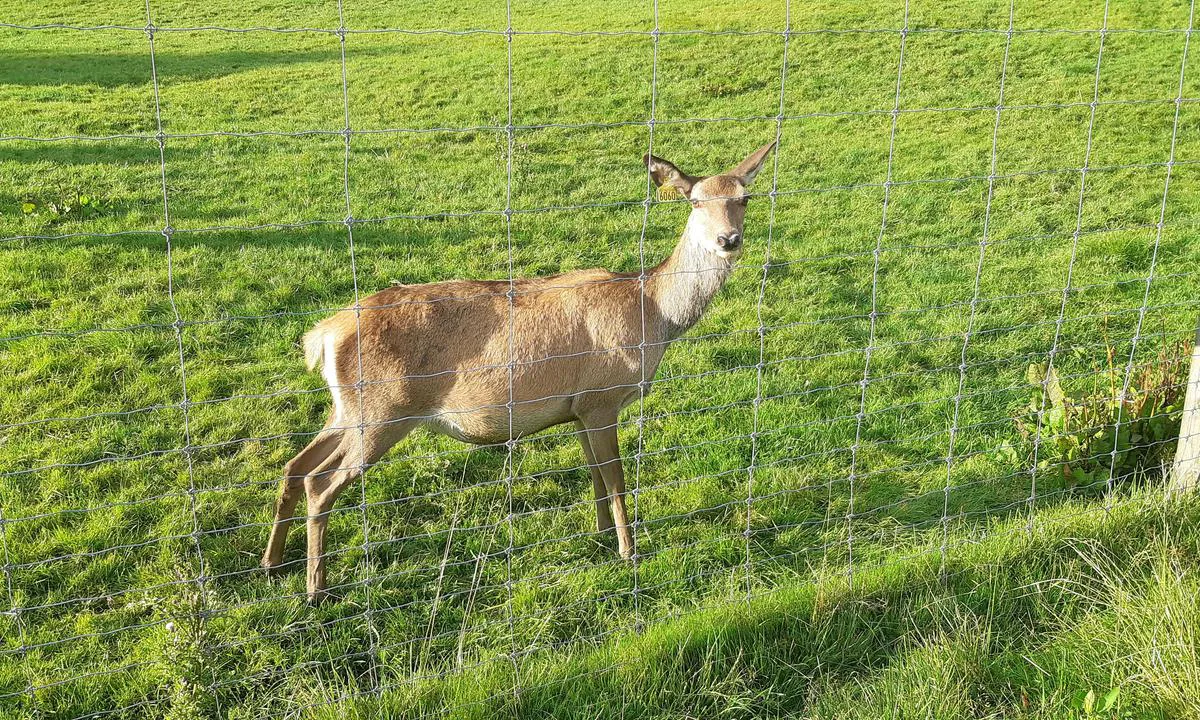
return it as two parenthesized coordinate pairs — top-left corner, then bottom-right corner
(261, 141), (777, 601)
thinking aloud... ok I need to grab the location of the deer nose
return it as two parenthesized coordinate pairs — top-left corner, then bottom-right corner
(717, 233), (741, 250)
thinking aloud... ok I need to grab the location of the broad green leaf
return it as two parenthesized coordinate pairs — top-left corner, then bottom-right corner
(1100, 687), (1119, 711)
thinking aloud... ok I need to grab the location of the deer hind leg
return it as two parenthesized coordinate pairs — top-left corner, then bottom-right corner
(576, 422), (613, 532)
(305, 417), (417, 603)
(262, 415), (343, 575)
(580, 416), (634, 559)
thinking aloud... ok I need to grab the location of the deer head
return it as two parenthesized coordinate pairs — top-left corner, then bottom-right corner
(644, 141), (777, 259)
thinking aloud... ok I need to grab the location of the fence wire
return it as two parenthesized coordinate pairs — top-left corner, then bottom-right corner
(2, 2), (1200, 718)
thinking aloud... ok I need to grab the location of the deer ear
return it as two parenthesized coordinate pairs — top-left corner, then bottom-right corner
(729, 141), (777, 187)
(643, 153), (696, 197)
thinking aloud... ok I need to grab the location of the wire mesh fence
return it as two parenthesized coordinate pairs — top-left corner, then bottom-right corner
(2, 0), (1200, 717)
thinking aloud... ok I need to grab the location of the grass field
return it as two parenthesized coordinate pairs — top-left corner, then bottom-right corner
(3, 0), (1200, 717)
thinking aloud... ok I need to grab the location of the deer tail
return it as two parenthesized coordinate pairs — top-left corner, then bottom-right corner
(303, 321), (333, 372)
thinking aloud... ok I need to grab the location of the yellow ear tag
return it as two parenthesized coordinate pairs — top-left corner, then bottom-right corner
(656, 184), (681, 202)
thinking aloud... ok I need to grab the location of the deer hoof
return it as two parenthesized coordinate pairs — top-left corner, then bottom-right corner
(261, 561), (289, 579)
(306, 587), (340, 605)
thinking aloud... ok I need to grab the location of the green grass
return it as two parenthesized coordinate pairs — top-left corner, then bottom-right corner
(2, 0), (1200, 717)
(311, 490), (1200, 720)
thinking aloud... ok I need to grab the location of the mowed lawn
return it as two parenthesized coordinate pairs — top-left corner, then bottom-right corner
(3, 0), (1200, 717)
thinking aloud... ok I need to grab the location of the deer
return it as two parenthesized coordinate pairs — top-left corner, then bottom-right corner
(261, 141), (777, 602)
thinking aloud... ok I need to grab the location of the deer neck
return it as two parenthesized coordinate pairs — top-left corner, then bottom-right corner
(646, 216), (737, 340)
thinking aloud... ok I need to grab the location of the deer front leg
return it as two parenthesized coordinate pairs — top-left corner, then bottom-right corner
(581, 419), (634, 560)
(576, 422), (613, 532)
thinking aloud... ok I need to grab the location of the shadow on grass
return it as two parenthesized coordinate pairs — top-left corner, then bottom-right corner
(1, 47), (396, 88)
(320, 492), (1200, 719)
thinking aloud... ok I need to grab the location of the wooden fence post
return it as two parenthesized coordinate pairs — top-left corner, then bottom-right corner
(1170, 318), (1200, 494)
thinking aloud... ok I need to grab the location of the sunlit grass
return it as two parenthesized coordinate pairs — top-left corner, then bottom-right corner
(2, 0), (1199, 717)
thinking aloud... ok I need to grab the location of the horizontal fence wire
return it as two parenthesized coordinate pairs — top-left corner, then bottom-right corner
(2, 22), (1197, 34)
(2, 2), (1200, 719)
(7, 155), (1200, 246)
(4, 96), (1200, 144)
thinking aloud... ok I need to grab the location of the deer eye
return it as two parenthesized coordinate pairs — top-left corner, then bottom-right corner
(690, 199), (702, 209)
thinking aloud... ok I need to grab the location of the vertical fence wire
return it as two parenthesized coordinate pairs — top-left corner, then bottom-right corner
(631, 0), (658, 634)
(142, 3), (221, 716)
(846, 0), (911, 589)
(334, 0), (383, 693)
(1028, 0), (1112, 532)
(745, 0), (791, 602)
(503, 0), (520, 699)
(0, 502), (36, 713)
(939, 0), (1016, 579)
(1106, 0), (1197, 503)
